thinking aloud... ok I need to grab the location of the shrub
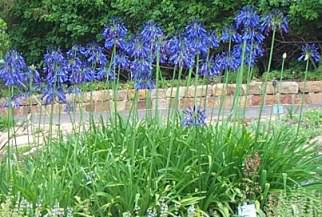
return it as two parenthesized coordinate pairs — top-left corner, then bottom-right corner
(0, 18), (10, 59)
(3, 0), (322, 64)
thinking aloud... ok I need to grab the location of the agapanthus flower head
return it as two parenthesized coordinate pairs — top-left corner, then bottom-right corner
(298, 43), (320, 63)
(140, 21), (164, 45)
(241, 27), (265, 43)
(235, 6), (260, 29)
(0, 50), (28, 87)
(126, 35), (151, 59)
(184, 21), (208, 39)
(82, 43), (107, 66)
(27, 65), (41, 85)
(134, 80), (155, 90)
(44, 49), (69, 85)
(261, 9), (288, 34)
(199, 57), (221, 77)
(159, 41), (169, 64)
(184, 21), (212, 54)
(166, 36), (195, 68)
(233, 42), (264, 67)
(130, 58), (152, 80)
(130, 58), (154, 90)
(208, 31), (220, 49)
(66, 45), (85, 84)
(182, 106), (207, 127)
(103, 17), (128, 50)
(221, 25), (242, 43)
(217, 51), (240, 72)
(41, 86), (66, 105)
(114, 52), (130, 69)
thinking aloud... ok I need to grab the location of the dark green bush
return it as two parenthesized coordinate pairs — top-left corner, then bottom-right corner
(0, 18), (10, 59)
(1, 0), (321, 64)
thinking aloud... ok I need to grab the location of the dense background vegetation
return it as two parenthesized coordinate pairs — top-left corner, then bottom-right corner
(0, 0), (321, 67)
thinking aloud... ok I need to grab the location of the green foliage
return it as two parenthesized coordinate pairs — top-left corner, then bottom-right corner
(0, 18), (10, 59)
(263, 69), (322, 81)
(0, 116), (11, 131)
(0, 120), (321, 216)
(2, 0), (322, 63)
(265, 189), (322, 217)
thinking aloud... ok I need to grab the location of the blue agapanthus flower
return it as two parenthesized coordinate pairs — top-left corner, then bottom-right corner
(298, 43), (321, 63)
(233, 42), (264, 67)
(221, 25), (242, 43)
(130, 58), (152, 80)
(0, 50), (28, 87)
(134, 80), (155, 90)
(241, 27), (265, 44)
(27, 66), (41, 85)
(44, 50), (69, 85)
(41, 86), (66, 105)
(184, 21), (214, 55)
(182, 106), (207, 127)
(261, 9), (288, 34)
(166, 36), (195, 68)
(217, 51), (241, 72)
(126, 36), (151, 59)
(199, 57), (221, 77)
(140, 21), (164, 46)
(130, 58), (154, 90)
(67, 45), (87, 84)
(208, 31), (220, 49)
(82, 43), (107, 66)
(43, 50), (69, 104)
(103, 17), (128, 50)
(235, 6), (260, 29)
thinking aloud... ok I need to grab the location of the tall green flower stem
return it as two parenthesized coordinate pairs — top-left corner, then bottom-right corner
(211, 71), (230, 122)
(242, 41), (255, 119)
(193, 55), (200, 106)
(8, 87), (18, 158)
(125, 88), (139, 128)
(154, 47), (161, 122)
(6, 90), (13, 177)
(203, 52), (211, 111)
(277, 55), (286, 120)
(166, 66), (177, 126)
(212, 39), (232, 122)
(26, 72), (34, 146)
(267, 54), (286, 125)
(77, 92), (85, 136)
(231, 40), (246, 121)
(111, 65), (120, 126)
(255, 29), (276, 138)
(145, 90), (152, 121)
(297, 58), (310, 134)
(185, 67), (194, 97)
(174, 66), (183, 116)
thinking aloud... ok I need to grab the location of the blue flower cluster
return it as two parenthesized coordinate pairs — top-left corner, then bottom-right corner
(298, 44), (320, 63)
(1, 6), (319, 110)
(182, 106), (207, 127)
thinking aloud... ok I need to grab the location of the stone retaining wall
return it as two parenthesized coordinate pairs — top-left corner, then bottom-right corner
(1, 81), (322, 116)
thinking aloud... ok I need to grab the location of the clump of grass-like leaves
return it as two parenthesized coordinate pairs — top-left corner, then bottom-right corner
(0, 119), (321, 216)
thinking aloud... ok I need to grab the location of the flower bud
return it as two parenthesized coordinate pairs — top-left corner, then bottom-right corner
(282, 53), (287, 59)
(305, 53), (310, 61)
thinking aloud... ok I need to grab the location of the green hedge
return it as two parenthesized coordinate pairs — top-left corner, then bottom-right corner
(0, 0), (322, 64)
(0, 18), (10, 59)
